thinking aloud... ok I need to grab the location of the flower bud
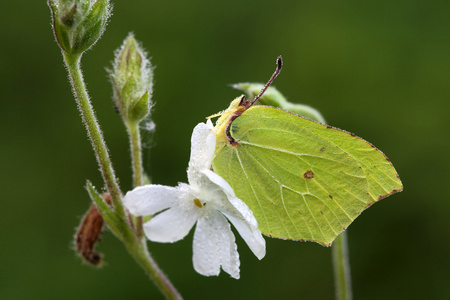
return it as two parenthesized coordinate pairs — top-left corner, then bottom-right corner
(232, 83), (326, 123)
(110, 34), (153, 124)
(48, 0), (111, 55)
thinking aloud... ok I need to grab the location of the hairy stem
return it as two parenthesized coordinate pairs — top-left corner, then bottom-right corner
(63, 53), (125, 218)
(126, 121), (144, 238)
(66, 53), (181, 299)
(126, 238), (183, 300)
(332, 231), (352, 300)
(127, 122), (144, 187)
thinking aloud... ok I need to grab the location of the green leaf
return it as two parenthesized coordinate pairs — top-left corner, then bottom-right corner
(86, 181), (126, 239)
(212, 104), (402, 246)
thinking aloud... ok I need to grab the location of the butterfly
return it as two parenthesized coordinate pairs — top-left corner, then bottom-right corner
(210, 57), (402, 246)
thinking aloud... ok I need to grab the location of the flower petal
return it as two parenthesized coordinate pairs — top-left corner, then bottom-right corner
(188, 121), (216, 185)
(123, 185), (178, 216)
(143, 203), (198, 243)
(199, 169), (265, 259)
(223, 211), (266, 260)
(193, 210), (240, 279)
(201, 169), (258, 229)
(201, 168), (235, 197)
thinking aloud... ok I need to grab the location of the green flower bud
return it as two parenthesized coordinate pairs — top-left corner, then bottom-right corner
(109, 34), (153, 124)
(232, 83), (326, 124)
(48, 0), (111, 56)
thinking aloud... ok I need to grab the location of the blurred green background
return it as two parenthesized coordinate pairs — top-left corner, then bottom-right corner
(1, 0), (449, 299)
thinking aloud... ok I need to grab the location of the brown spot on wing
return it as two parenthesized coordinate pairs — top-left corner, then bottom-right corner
(303, 170), (314, 179)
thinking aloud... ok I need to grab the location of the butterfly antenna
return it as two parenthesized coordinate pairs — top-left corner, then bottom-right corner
(248, 56), (283, 107)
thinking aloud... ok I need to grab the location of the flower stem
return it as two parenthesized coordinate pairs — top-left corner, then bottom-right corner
(87, 183), (181, 299)
(127, 122), (144, 187)
(312, 116), (352, 300)
(65, 53), (181, 299)
(63, 53), (125, 218)
(332, 231), (352, 300)
(126, 121), (144, 237)
(126, 238), (182, 300)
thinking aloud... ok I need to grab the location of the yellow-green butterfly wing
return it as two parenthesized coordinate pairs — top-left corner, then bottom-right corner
(212, 102), (402, 246)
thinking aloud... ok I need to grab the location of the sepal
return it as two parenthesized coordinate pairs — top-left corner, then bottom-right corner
(48, 0), (111, 55)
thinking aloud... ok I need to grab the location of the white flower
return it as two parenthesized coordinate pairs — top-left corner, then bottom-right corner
(123, 119), (265, 279)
